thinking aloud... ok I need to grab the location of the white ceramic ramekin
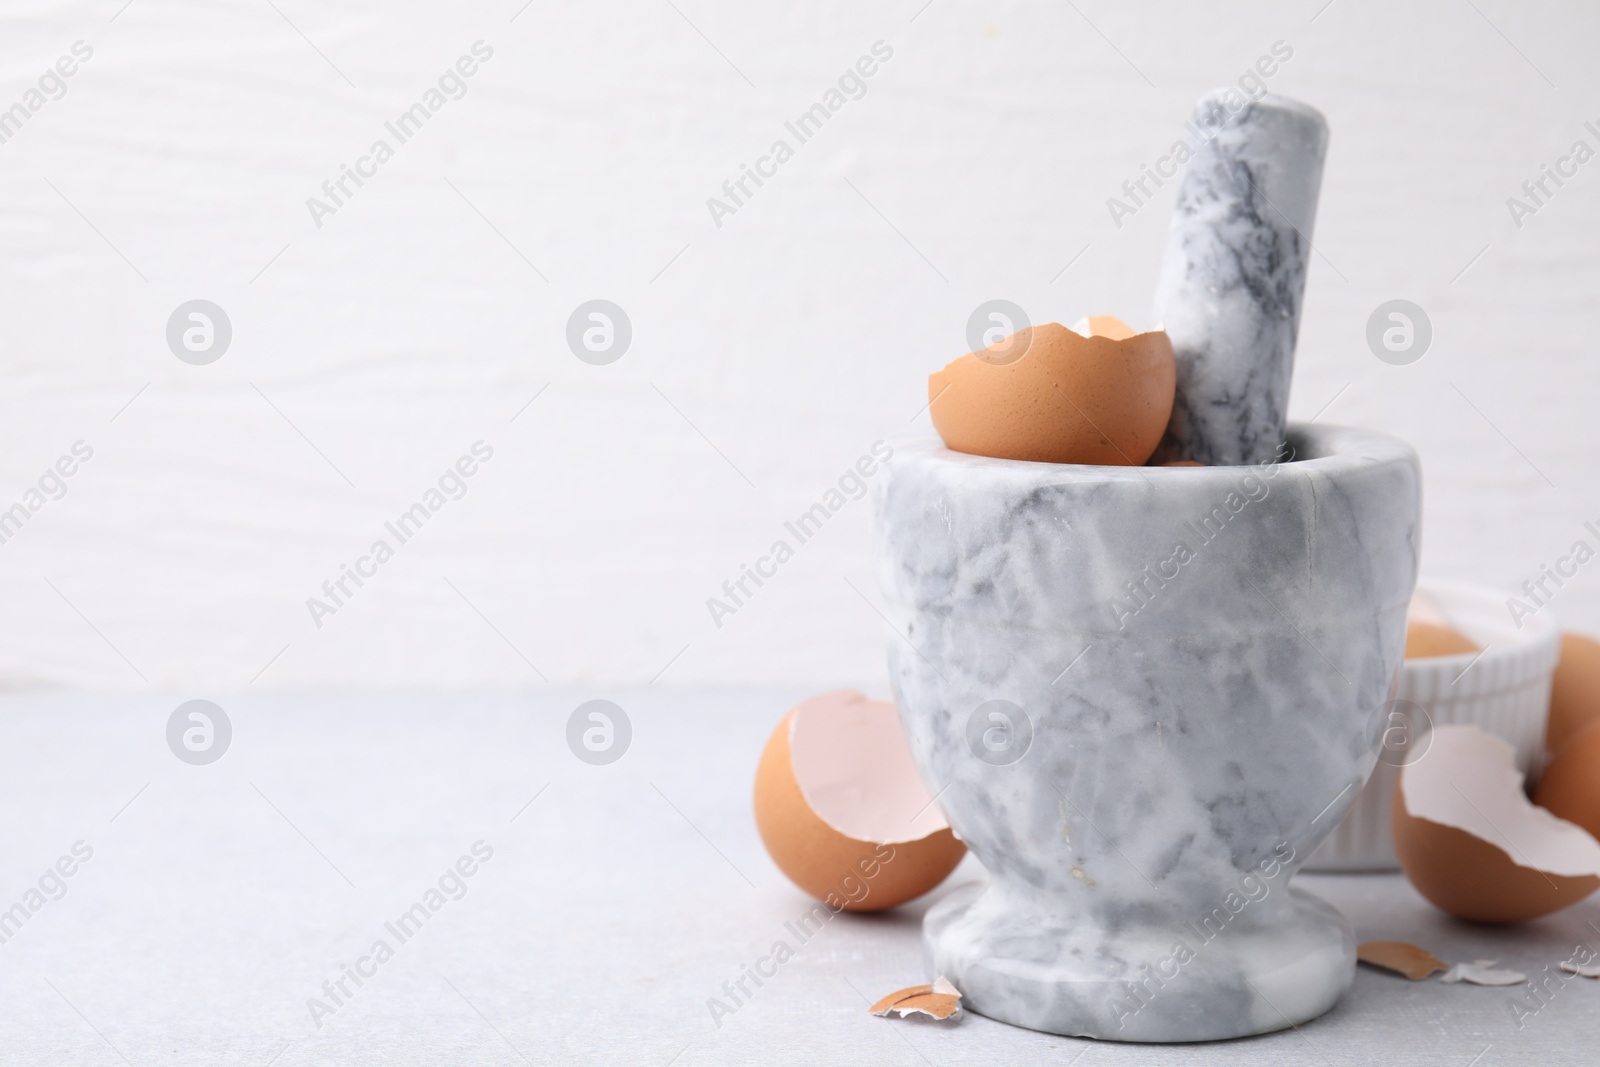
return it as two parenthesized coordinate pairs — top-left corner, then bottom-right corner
(1305, 579), (1562, 872)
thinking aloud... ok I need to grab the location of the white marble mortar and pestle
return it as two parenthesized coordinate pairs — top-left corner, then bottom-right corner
(873, 91), (1422, 1041)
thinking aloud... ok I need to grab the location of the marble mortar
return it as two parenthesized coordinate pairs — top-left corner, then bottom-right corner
(873, 424), (1420, 1041)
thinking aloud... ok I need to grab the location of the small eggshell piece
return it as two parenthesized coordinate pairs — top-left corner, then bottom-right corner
(1357, 941), (1448, 980)
(1439, 960), (1525, 986)
(1071, 314), (1138, 341)
(870, 977), (962, 1020)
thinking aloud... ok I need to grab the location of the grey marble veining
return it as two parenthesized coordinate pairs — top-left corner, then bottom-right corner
(872, 425), (1420, 1041)
(1151, 92), (1329, 467)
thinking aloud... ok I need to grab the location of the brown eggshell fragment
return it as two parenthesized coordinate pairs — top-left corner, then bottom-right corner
(1357, 941), (1448, 980)
(869, 984), (932, 1014)
(929, 322), (1176, 466)
(1405, 619), (1480, 659)
(1393, 725), (1600, 924)
(1547, 633), (1600, 754)
(870, 977), (962, 1020)
(1533, 718), (1600, 839)
(753, 692), (966, 912)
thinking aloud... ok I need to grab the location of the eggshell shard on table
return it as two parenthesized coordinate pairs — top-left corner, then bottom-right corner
(869, 977), (962, 1020)
(1546, 632), (1600, 754)
(1357, 941), (1448, 980)
(928, 321), (1176, 466)
(1438, 960), (1526, 986)
(753, 691), (966, 912)
(1393, 725), (1600, 923)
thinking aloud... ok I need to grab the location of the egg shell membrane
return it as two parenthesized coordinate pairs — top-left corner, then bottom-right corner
(928, 322), (1176, 466)
(869, 983), (934, 1013)
(1439, 961), (1527, 985)
(788, 691), (949, 843)
(1394, 725), (1600, 923)
(753, 694), (966, 912)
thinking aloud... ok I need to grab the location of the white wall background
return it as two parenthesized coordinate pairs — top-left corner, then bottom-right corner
(0, 0), (1596, 691)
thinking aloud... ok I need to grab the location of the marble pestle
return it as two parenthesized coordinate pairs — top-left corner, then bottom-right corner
(1151, 90), (1329, 466)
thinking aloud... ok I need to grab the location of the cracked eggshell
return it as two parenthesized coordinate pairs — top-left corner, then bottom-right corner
(1393, 725), (1600, 923)
(928, 321), (1175, 466)
(1547, 633), (1600, 754)
(753, 691), (965, 912)
(870, 977), (963, 1020)
(1533, 717), (1600, 839)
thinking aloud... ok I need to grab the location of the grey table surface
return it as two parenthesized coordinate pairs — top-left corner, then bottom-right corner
(1, 690), (1595, 1066)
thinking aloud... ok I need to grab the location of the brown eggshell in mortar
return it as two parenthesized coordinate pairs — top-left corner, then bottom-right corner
(929, 322), (1176, 465)
(753, 692), (965, 912)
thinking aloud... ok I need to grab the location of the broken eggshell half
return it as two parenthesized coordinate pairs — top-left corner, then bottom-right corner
(1393, 724), (1600, 923)
(753, 691), (965, 912)
(928, 318), (1176, 466)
